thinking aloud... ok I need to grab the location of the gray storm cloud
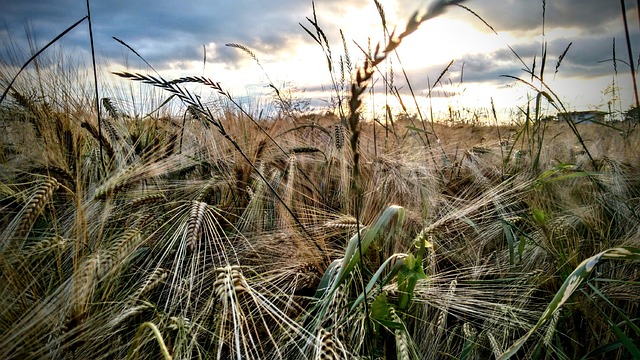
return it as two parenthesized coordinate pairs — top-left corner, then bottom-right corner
(0, 0), (637, 99)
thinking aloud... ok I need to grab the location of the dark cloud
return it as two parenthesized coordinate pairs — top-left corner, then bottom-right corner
(395, 58), (519, 92)
(0, 0), (325, 69)
(2, 0), (636, 62)
(451, 0), (635, 35)
(452, 29), (638, 83)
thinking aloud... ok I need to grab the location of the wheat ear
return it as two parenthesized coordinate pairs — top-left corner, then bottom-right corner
(187, 200), (207, 252)
(15, 177), (59, 239)
(98, 228), (143, 277)
(28, 235), (67, 257)
(129, 193), (166, 209)
(213, 265), (246, 304)
(315, 328), (346, 360)
(487, 331), (504, 359)
(127, 268), (168, 306)
(390, 307), (410, 360)
(69, 253), (100, 331)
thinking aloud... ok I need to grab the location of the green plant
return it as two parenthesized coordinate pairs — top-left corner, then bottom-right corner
(499, 247), (640, 359)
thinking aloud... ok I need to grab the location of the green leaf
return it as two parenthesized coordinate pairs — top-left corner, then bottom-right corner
(580, 341), (623, 360)
(397, 253), (427, 311)
(518, 235), (526, 263)
(502, 220), (516, 265)
(587, 290), (640, 359)
(534, 164), (597, 187)
(374, 318), (404, 331)
(370, 293), (391, 322)
(606, 314), (640, 358)
(369, 293), (396, 334)
(350, 254), (406, 311)
(313, 206), (405, 329)
(588, 283), (640, 336)
(531, 208), (546, 225)
(332, 205), (405, 295)
(498, 247), (640, 360)
(314, 259), (342, 299)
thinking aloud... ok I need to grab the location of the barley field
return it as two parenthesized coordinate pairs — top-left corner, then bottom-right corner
(1, 1), (639, 359)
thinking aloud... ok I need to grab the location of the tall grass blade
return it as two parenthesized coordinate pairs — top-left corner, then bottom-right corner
(499, 247), (640, 359)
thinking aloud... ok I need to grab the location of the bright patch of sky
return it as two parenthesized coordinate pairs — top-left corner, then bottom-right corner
(1, 0), (638, 121)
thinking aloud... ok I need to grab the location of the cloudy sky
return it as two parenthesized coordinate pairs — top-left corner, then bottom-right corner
(1, 0), (639, 119)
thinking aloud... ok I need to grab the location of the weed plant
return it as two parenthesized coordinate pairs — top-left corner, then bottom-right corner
(1, 1), (639, 359)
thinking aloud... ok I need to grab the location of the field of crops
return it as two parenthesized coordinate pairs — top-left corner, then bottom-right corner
(1, 1), (639, 359)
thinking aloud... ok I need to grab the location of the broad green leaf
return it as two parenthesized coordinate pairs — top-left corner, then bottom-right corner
(531, 208), (546, 225)
(397, 253), (428, 311)
(312, 205), (405, 329)
(332, 205), (405, 296)
(370, 293), (391, 323)
(374, 318), (404, 331)
(314, 259), (342, 299)
(351, 254), (407, 311)
(370, 293), (406, 333)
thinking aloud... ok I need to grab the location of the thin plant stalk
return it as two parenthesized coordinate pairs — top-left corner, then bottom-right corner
(85, 0), (105, 171)
(0, 17), (87, 105)
(620, 0), (640, 113)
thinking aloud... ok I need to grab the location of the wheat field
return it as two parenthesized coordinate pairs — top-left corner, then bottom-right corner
(1, 1), (639, 359)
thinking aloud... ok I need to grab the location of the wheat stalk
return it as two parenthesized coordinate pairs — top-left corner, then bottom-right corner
(114, 71), (324, 255)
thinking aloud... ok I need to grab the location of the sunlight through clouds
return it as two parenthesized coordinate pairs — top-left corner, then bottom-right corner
(1, 0), (638, 118)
